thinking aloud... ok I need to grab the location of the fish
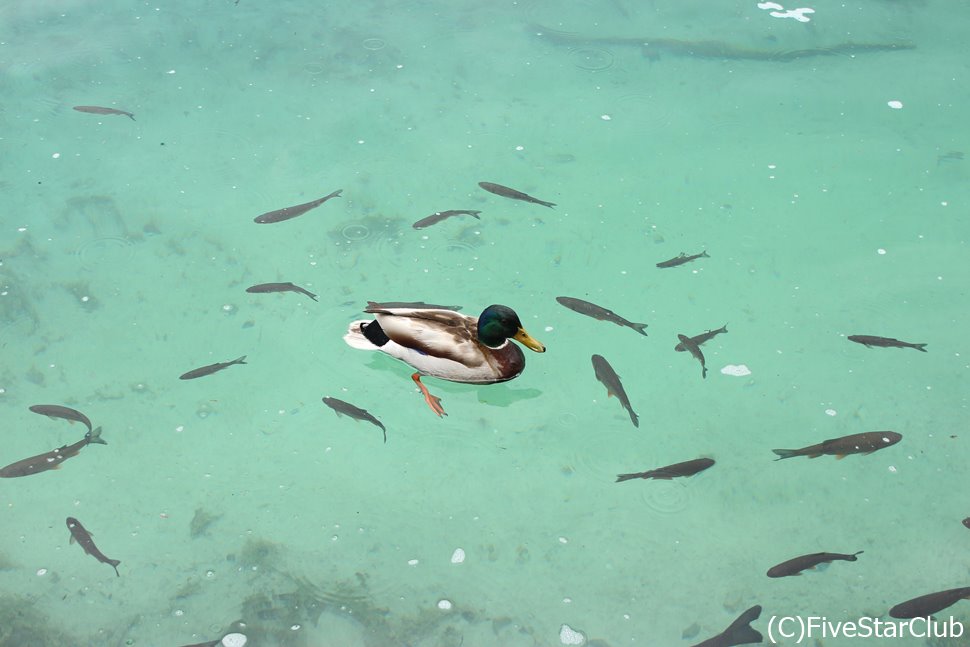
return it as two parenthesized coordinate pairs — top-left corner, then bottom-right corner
(246, 282), (318, 301)
(657, 251), (709, 268)
(478, 182), (555, 208)
(556, 297), (648, 336)
(767, 551), (863, 577)
(889, 587), (970, 619)
(73, 105), (135, 120)
(412, 210), (482, 229)
(616, 457), (714, 482)
(591, 354), (639, 427)
(533, 23), (914, 62)
(937, 151), (964, 165)
(675, 325), (727, 352)
(847, 335), (927, 352)
(179, 356), (247, 380)
(963, 518), (970, 530)
(66, 517), (120, 577)
(323, 397), (387, 443)
(28, 404), (93, 432)
(772, 431), (902, 460)
(253, 190), (343, 224)
(677, 333), (708, 379)
(0, 427), (106, 478)
(691, 605), (763, 647)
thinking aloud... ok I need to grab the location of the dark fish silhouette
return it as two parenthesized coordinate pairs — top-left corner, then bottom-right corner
(773, 431), (902, 460)
(254, 190), (342, 224)
(848, 335), (927, 352)
(323, 397), (386, 443)
(534, 23), (914, 62)
(767, 551), (863, 577)
(0, 427), (106, 478)
(28, 404), (93, 432)
(657, 250), (708, 268)
(889, 587), (970, 619)
(616, 457), (714, 482)
(179, 356), (247, 380)
(66, 517), (120, 577)
(591, 354), (639, 427)
(478, 182), (555, 208)
(412, 210), (481, 229)
(556, 297), (648, 336)
(963, 518), (970, 530)
(675, 325), (727, 352)
(691, 605), (763, 647)
(937, 151), (964, 165)
(73, 105), (135, 120)
(677, 333), (707, 379)
(246, 282), (317, 301)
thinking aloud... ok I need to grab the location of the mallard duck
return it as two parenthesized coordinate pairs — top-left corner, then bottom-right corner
(344, 301), (546, 416)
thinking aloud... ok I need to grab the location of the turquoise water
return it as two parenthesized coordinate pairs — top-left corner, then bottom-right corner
(1, 1), (968, 645)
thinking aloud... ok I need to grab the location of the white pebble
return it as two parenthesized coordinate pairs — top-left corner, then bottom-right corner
(437, 599), (453, 610)
(560, 624), (586, 645)
(407, 559), (419, 566)
(825, 409), (837, 416)
(877, 248), (886, 255)
(221, 634), (247, 647)
(720, 364), (752, 377)
(600, 114), (611, 121)
(36, 568), (47, 576)
(450, 548), (465, 564)
(887, 100), (903, 109)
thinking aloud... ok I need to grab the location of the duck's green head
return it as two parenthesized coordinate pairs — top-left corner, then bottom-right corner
(478, 304), (546, 352)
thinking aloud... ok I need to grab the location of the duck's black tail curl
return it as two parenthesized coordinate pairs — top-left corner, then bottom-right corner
(361, 320), (390, 347)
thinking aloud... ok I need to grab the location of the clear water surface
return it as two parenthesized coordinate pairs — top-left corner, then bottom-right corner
(0, 1), (967, 646)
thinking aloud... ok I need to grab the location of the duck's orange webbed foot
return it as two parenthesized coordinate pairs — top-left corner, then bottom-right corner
(412, 373), (447, 417)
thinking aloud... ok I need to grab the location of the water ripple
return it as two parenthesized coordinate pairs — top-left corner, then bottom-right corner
(570, 46), (615, 71)
(432, 241), (477, 270)
(75, 236), (135, 267)
(639, 479), (691, 514)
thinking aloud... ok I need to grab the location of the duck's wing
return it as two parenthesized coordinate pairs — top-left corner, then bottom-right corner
(366, 301), (463, 312)
(367, 304), (485, 367)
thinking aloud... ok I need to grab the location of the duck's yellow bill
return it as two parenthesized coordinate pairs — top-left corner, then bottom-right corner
(515, 328), (546, 353)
